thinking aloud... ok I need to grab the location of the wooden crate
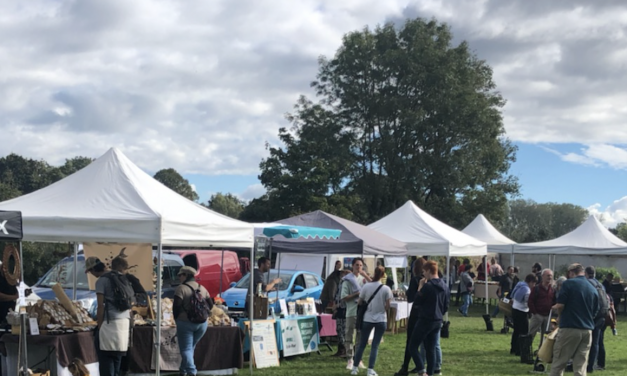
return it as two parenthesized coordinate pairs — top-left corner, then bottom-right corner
(253, 296), (269, 319)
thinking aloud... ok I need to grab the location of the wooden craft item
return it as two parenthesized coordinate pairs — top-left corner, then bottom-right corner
(51, 283), (79, 320)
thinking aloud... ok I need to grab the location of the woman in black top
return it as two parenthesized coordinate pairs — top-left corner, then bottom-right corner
(394, 258), (426, 376)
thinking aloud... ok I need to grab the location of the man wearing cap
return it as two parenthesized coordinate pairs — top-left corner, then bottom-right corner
(550, 263), (598, 376)
(174, 266), (212, 376)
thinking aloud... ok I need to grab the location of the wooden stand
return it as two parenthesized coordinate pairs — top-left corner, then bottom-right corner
(253, 296), (269, 319)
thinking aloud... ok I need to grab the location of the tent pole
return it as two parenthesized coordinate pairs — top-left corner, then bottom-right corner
(484, 257), (489, 315)
(276, 252), (281, 307)
(18, 241), (28, 376)
(249, 242), (255, 376)
(511, 245), (515, 268)
(73, 242), (78, 300)
(219, 250), (225, 296)
(156, 242), (163, 376)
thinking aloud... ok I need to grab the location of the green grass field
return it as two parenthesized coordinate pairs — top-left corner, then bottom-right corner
(245, 305), (627, 376)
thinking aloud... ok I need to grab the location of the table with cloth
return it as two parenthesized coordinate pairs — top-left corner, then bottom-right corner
(0, 331), (99, 376)
(387, 301), (412, 334)
(128, 326), (243, 375)
(239, 315), (321, 357)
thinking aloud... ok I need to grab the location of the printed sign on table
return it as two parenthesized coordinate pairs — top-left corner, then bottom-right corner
(251, 320), (279, 368)
(280, 317), (319, 357)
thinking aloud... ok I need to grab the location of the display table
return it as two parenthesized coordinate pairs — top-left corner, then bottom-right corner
(318, 314), (336, 337)
(474, 282), (499, 303)
(387, 301), (412, 334)
(239, 315), (320, 357)
(128, 326), (243, 375)
(0, 331), (99, 376)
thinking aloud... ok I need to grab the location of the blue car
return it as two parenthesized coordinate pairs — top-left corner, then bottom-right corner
(32, 252), (185, 318)
(221, 269), (323, 314)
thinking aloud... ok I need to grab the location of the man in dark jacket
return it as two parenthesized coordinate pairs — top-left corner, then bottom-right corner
(409, 261), (449, 376)
(528, 269), (555, 345)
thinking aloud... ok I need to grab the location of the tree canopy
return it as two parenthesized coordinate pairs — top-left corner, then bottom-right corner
(205, 192), (246, 219)
(250, 18), (518, 225)
(153, 168), (199, 201)
(499, 199), (588, 243)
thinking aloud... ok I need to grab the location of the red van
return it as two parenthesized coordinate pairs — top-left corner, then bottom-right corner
(167, 250), (243, 298)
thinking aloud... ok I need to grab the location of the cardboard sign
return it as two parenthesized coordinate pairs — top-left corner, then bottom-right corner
(84, 243), (152, 292)
(251, 320), (279, 368)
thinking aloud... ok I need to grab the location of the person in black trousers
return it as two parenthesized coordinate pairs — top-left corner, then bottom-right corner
(394, 258), (426, 376)
(510, 274), (536, 356)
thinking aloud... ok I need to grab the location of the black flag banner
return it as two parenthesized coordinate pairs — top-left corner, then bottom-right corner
(0, 211), (23, 240)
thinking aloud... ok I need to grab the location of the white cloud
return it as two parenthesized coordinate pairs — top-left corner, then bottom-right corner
(588, 197), (627, 229)
(1, 0), (627, 184)
(542, 144), (627, 170)
(239, 184), (266, 201)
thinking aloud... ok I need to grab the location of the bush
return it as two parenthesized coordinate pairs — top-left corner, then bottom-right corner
(595, 266), (621, 282)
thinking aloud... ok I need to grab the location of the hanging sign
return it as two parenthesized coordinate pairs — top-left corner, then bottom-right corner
(0, 211), (22, 240)
(84, 243), (153, 291)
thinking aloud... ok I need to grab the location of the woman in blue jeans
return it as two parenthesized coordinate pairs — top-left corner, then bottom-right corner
(174, 266), (212, 376)
(409, 261), (449, 376)
(351, 266), (394, 376)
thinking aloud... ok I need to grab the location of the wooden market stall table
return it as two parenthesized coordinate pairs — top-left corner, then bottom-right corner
(0, 331), (98, 376)
(127, 325), (243, 375)
(473, 281), (499, 304)
(239, 315), (320, 357)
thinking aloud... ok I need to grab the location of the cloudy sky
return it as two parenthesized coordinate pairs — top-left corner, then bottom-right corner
(1, 0), (626, 226)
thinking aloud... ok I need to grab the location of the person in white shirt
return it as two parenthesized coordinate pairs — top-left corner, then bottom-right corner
(341, 258), (372, 370)
(351, 266), (393, 376)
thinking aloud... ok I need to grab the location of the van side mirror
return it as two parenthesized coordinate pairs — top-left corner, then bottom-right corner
(230, 282), (236, 288)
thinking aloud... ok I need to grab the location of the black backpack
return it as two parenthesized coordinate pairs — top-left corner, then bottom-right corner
(184, 283), (213, 323)
(588, 278), (609, 324)
(104, 272), (134, 311)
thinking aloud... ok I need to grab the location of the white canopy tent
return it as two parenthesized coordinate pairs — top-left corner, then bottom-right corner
(369, 201), (489, 314)
(0, 147), (254, 376)
(514, 216), (627, 269)
(462, 214), (517, 265)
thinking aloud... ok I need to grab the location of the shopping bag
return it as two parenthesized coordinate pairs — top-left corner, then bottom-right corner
(538, 329), (558, 363)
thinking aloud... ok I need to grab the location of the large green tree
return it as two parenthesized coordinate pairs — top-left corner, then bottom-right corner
(205, 193), (246, 219)
(153, 168), (199, 201)
(254, 18), (518, 225)
(499, 199), (588, 243)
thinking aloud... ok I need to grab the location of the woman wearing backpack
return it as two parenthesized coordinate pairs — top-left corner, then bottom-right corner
(174, 266), (212, 376)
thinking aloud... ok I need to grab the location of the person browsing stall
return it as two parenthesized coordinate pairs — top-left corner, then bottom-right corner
(341, 258), (372, 371)
(350, 266), (393, 376)
(95, 256), (135, 376)
(174, 266), (212, 376)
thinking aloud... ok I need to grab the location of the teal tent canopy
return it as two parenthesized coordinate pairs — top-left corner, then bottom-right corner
(262, 225), (341, 239)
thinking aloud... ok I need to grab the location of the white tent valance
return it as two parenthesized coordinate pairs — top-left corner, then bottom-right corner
(514, 215), (627, 255)
(0, 147), (254, 248)
(368, 201), (486, 257)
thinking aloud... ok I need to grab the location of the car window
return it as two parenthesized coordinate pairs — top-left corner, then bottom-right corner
(162, 260), (182, 288)
(38, 259), (90, 290)
(235, 272), (293, 291)
(304, 274), (319, 289)
(294, 274), (306, 289)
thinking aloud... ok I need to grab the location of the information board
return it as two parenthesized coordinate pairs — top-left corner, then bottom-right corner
(280, 317), (319, 357)
(251, 320), (280, 368)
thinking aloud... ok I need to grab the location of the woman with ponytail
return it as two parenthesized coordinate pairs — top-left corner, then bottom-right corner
(350, 266), (393, 376)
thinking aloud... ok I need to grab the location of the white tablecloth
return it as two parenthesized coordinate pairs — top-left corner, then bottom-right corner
(390, 301), (412, 321)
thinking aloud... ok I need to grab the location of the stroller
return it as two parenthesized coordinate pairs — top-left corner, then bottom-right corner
(531, 311), (556, 372)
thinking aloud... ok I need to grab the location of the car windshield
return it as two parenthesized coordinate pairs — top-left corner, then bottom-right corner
(235, 272), (293, 291)
(37, 259), (90, 290)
